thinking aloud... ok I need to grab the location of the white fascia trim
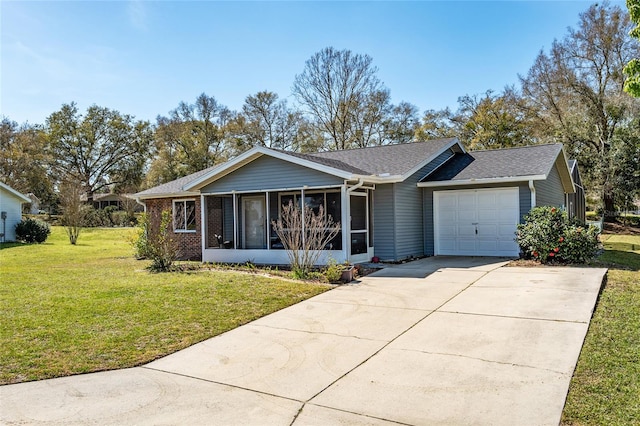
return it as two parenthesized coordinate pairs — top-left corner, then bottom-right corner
(202, 184), (344, 196)
(184, 147), (356, 191)
(558, 147), (576, 193)
(0, 182), (31, 203)
(417, 174), (547, 188)
(351, 174), (404, 184)
(136, 191), (201, 200)
(399, 138), (464, 182)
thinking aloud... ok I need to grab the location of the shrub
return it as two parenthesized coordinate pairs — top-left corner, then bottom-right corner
(83, 207), (110, 227)
(516, 206), (566, 262)
(323, 258), (344, 283)
(132, 210), (179, 272)
(516, 206), (600, 264)
(131, 213), (152, 259)
(15, 218), (51, 243)
(561, 226), (600, 263)
(272, 201), (341, 279)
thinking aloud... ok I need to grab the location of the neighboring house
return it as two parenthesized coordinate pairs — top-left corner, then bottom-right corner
(135, 138), (582, 263)
(89, 193), (144, 212)
(25, 193), (41, 214)
(0, 182), (30, 242)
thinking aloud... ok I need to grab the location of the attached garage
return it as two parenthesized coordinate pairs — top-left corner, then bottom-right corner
(433, 188), (520, 257)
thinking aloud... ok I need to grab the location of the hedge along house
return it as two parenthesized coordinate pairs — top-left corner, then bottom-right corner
(135, 138), (583, 264)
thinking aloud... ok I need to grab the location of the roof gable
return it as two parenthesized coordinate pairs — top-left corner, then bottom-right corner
(307, 138), (462, 177)
(182, 138), (463, 193)
(0, 182), (31, 203)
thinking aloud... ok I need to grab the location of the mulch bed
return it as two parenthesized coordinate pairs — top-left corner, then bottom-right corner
(603, 222), (640, 235)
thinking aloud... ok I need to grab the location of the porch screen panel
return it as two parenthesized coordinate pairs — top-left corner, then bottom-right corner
(326, 192), (342, 250)
(350, 194), (367, 255)
(206, 196), (222, 248)
(205, 196), (234, 249)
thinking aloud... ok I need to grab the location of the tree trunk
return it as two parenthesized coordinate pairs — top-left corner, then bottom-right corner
(603, 186), (616, 221)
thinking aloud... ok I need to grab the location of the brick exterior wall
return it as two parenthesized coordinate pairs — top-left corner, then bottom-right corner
(144, 197), (202, 261)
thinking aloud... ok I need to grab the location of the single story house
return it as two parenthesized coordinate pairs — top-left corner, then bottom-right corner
(84, 193), (144, 212)
(0, 182), (30, 243)
(135, 138), (585, 264)
(24, 193), (41, 215)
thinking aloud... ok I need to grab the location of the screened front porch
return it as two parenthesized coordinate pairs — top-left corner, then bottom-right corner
(201, 185), (373, 265)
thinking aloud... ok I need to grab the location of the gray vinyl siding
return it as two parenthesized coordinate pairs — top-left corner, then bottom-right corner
(519, 185), (532, 221)
(423, 188), (435, 256)
(372, 151), (454, 261)
(201, 155), (343, 193)
(373, 184), (395, 261)
(423, 183), (531, 256)
(534, 165), (565, 208)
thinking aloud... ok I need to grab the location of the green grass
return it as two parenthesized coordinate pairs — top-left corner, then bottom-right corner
(0, 227), (329, 384)
(561, 233), (640, 425)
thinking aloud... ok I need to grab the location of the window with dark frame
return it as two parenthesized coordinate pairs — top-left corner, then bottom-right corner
(173, 199), (196, 232)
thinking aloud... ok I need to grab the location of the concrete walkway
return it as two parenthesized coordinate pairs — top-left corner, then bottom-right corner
(1, 258), (607, 425)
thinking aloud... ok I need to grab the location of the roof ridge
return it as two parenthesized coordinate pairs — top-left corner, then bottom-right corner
(309, 137), (457, 156)
(470, 143), (562, 153)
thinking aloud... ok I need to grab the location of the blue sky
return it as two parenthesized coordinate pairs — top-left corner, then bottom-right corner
(1, 1), (614, 125)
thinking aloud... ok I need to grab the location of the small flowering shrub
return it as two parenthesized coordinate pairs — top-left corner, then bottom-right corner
(516, 206), (600, 264)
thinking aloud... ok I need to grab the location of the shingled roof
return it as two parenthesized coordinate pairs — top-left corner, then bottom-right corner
(138, 139), (571, 199)
(421, 144), (565, 182)
(135, 165), (218, 198)
(305, 138), (459, 176)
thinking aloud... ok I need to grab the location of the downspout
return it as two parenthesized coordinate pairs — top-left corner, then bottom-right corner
(529, 180), (536, 209)
(135, 197), (147, 213)
(347, 178), (365, 193)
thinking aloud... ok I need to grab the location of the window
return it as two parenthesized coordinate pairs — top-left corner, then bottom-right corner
(173, 199), (196, 232)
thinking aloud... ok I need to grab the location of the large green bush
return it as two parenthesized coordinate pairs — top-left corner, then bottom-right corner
(516, 206), (600, 264)
(15, 218), (51, 243)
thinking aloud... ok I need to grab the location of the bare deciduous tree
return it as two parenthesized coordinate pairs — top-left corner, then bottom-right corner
(520, 2), (640, 216)
(228, 91), (306, 153)
(59, 178), (87, 245)
(293, 47), (384, 150)
(271, 201), (341, 278)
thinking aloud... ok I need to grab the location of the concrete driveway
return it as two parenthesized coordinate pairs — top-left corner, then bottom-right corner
(0, 257), (607, 425)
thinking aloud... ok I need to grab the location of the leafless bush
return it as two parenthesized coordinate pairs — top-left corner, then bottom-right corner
(271, 201), (341, 278)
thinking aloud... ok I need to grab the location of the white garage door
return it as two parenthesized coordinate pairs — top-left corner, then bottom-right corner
(434, 188), (520, 257)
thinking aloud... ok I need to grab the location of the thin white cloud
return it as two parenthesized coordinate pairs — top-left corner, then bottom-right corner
(127, 0), (148, 32)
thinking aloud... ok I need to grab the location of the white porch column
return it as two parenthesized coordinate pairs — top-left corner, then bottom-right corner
(265, 191), (270, 250)
(232, 191), (238, 249)
(341, 184), (349, 262)
(200, 194), (206, 254)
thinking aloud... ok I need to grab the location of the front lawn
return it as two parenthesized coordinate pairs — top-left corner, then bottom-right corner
(0, 227), (329, 384)
(561, 231), (640, 425)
